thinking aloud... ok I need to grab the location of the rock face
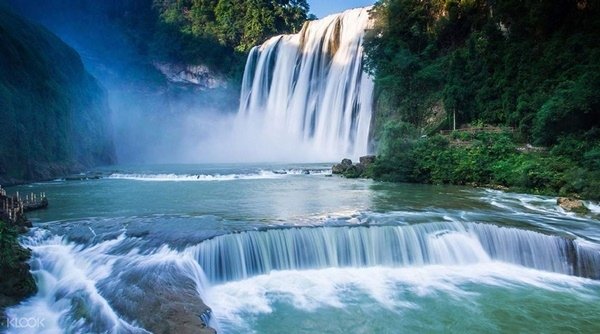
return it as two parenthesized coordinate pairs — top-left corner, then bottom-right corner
(0, 7), (115, 185)
(0, 215), (37, 312)
(154, 62), (226, 89)
(332, 156), (376, 178)
(557, 197), (590, 214)
(332, 159), (353, 174)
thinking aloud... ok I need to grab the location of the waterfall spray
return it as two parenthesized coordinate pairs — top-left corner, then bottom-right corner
(235, 7), (374, 162)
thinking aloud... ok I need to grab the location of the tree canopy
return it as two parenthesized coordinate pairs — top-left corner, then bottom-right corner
(151, 0), (309, 71)
(365, 0), (600, 144)
(365, 0), (600, 199)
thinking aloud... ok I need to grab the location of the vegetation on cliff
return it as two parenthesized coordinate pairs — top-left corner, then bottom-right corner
(8, 0), (310, 79)
(151, 0), (310, 70)
(0, 6), (115, 183)
(364, 0), (600, 199)
(0, 218), (36, 311)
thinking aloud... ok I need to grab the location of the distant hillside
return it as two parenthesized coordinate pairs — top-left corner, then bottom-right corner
(0, 6), (115, 184)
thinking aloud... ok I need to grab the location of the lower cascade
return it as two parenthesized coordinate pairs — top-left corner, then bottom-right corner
(191, 222), (600, 283)
(8, 221), (600, 333)
(236, 7), (374, 161)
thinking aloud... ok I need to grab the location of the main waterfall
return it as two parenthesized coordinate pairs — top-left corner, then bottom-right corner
(236, 7), (374, 161)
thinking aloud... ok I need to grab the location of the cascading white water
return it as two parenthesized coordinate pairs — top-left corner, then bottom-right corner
(8, 222), (600, 333)
(191, 222), (600, 283)
(235, 7), (374, 162)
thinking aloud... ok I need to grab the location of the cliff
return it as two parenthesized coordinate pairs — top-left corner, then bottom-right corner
(0, 6), (115, 184)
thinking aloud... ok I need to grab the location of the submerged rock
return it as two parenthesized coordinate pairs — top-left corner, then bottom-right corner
(557, 197), (590, 214)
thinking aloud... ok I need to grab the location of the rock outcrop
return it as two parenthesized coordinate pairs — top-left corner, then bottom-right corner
(557, 197), (590, 214)
(0, 209), (37, 313)
(332, 159), (353, 174)
(333, 155), (376, 178)
(153, 62), (226, 90)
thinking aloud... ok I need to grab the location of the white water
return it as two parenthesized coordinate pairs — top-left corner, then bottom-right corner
(191, 222), (600, 283)
(6, 220), (600, 333)
(7, 173), (600, 333)
(231, 8), (374, 162)
(106, 169), (331, 182)
(6, 231), (208, 334)
(5, 231), (145, 334)
(107, 171), (280, 182)
(207, 264), (599, 333)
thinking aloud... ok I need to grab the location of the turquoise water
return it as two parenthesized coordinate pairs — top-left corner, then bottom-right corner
(5, 164), (600, 333)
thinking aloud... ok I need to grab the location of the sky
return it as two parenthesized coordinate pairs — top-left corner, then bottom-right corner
(308, 0), (376, 18)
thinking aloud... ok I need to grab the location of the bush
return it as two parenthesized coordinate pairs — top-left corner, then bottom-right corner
(373, 128), (599, 199)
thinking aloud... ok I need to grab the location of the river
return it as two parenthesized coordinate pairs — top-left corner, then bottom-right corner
(4, 163), (600, 333)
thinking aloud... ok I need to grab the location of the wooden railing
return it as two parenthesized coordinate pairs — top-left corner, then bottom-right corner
(0, 186), (48, 224)
(440, 126), (515, 136)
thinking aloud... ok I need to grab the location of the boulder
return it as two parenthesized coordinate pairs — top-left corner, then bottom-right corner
(347, 163), (365, 178)
(332, 158), (353, 174)
(332, 164), (346, 174)
(359, 155), (376, 166)
(557, 197), (590, 214)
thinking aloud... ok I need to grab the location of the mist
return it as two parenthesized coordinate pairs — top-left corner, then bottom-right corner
(7, 0), (242, 164)
(6, 1), (374, 165)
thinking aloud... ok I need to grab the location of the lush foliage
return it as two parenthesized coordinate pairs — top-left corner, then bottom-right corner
(109, 0), (310, 76)
(0, 219), (20, 268)
(365, 0), (599, 143)
(151, 0), (309, 73)
(365, 1), (600, 199)
(7, 0), (310, 78)
(373, 123), (600, 200)
(0, 6), (115, 182)
(0, 218), (37, 308)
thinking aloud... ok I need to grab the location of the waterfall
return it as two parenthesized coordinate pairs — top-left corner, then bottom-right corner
(190, 223), (600, 283)
(235, 7), (374, 162)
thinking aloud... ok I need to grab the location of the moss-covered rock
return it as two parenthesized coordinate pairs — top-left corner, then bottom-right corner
(0, 219), (37, 312)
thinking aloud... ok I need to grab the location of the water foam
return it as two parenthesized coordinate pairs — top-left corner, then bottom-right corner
(206, 264), (600, 332)
(191, 222), (600, 283)
(106, 169), (331, 182)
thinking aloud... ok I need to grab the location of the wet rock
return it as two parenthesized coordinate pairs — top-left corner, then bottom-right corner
(332, 164), (345, 174)
(0, 234), (37, 310)
(344, 164), (366, 178)
(333, 157), (374, 178)
(359, 155), (376, 166)
(557, 197), (590, 214)
(98, 261), (216, 334)
(332, 159), (353, 174)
